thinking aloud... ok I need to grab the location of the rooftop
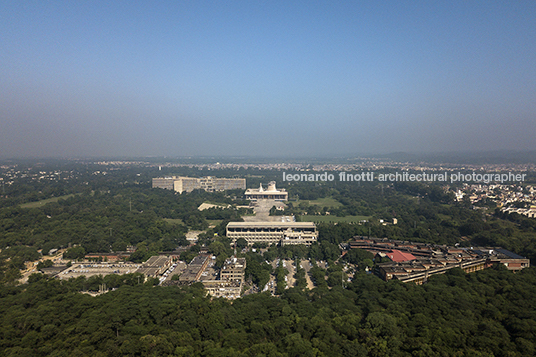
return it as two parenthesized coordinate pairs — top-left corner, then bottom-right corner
(227, 221), (316, 228)
(386, 250), (417, 262)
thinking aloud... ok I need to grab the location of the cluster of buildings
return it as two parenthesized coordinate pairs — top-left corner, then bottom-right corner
(48, 255), (175, 281)
(152, 176), (245, 193)
(147, 158), (536, 174)
(501, 206), (536, 218)
(171, 255), (247, 299)
(229, 181), (317, 246)
(152, 176), (318, 247)
(454, 183), (536, 218)
(349, 236), (530, 284)
(43, 252), (247, 299)
(0, 166), (79, 194)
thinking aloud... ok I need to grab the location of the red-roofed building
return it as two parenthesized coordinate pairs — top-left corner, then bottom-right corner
(386, 250), (416, 262)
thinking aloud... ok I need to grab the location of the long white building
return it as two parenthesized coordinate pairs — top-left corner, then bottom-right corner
(244, 181), (288, 201)
(226, 221), (318, 246)
(152, 176), (246, 193)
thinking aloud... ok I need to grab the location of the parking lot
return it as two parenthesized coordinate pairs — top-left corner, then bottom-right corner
(159, 261), (187, 284)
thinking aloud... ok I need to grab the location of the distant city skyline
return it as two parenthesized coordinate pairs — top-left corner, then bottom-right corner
(1, 1), (535, 158)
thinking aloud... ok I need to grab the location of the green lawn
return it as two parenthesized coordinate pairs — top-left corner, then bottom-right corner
(298, 197), (343, 208)
(207, 220), (223, 227)
(20, 194), (76, 208)
(437, 213), (452, 221)
(300, 215), (371, 223)
(163, 218), (184, 225)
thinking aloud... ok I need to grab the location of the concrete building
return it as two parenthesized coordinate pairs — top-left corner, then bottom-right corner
(137, 256), (173, 278)
(179, 255), (211, 282)
(152, 176), (246, 194)
(55, 262), (141, 280)
(84, 252), (132, 262)
(151, 177), (176, 190)
(175, 255), (246, 299)
(226, 221), (318, 246)
(245, 181), (288, 201)
(220, 257), (246, 281)
(385, 250), (416, 262)
(349, 236), (530, 284)
(202, 280), (242, 299)
(501, 206), (536, 218)
(174, 177), (200, 193)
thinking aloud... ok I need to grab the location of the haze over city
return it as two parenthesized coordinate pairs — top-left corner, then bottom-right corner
(1, 1), (535, 158)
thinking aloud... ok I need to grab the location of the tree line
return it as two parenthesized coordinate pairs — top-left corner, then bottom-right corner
(0, 265), (535, 356)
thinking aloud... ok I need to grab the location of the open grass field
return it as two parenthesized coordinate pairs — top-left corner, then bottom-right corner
(163, 218), (184, 225)
(437, 213), (451, 220)
(298, 197), (343, 208)
(207, 220), (223, 227)
(299, 215), (371, 223)
(20, 194), (76, 208)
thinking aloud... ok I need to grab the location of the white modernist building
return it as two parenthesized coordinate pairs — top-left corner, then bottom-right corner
(226, 221), (318, 246)
(244, 181), (288, 201)
(152, 176), (246, 194)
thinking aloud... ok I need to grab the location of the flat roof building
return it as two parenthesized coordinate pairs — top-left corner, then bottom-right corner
(220, 257), (246, 282)
(153, 176), (246, 194)
(349, 236), (530, 284)
(179, 255), (211, 282)
(245, 181), (288, 201)
(202, 280), (242, 299)
(56, 262), (141, 280)
(172, 254), (246, 299)
(151, 177), (176, 190)
(226, 221), (318, 246)
(137, 256), (172, 278)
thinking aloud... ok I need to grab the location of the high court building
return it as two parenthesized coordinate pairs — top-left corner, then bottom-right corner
(244, 181), (288, 201)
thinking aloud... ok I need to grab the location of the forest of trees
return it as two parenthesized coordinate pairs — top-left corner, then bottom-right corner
(1, 160), (536, 356)
(0, 266), (535, 356)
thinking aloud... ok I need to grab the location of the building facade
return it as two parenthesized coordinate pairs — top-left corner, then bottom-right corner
(244, 181), (288, 201)
(152, 176), (246, 193)
(349, 236), (530, 284)
(226, 222), (318, 246)
(220, 257), (246, 281)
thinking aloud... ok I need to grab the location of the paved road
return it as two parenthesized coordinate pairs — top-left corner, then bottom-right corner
(242, 200), (293, 222)
(300, 259), (316, 289)
(19, 249), (68, 284)
(283, 259), (295, 288)
(163, 261), (187, 282)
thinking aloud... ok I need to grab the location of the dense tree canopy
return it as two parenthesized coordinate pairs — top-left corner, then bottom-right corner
(0, 266), (535, 356)
(1, 161), (536, 356)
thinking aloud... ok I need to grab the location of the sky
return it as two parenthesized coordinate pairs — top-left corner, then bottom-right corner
(1, 1), (535, 158)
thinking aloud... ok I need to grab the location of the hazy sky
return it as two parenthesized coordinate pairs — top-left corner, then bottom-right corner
(1, 1), (535, 158)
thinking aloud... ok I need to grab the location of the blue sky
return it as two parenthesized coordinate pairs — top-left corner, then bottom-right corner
(1, 1), (535, 157)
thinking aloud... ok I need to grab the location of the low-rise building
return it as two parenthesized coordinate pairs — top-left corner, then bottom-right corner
(226, 221), (318, 246)
(137, 256), (173, 278)
(220, 257), (246, 281)
(179, 255), (211, 282)
(244, 181), (288, 201)
(175, 255), (246, 299)
(350, 236), (530, 284)
(202, 280), (242, 299)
